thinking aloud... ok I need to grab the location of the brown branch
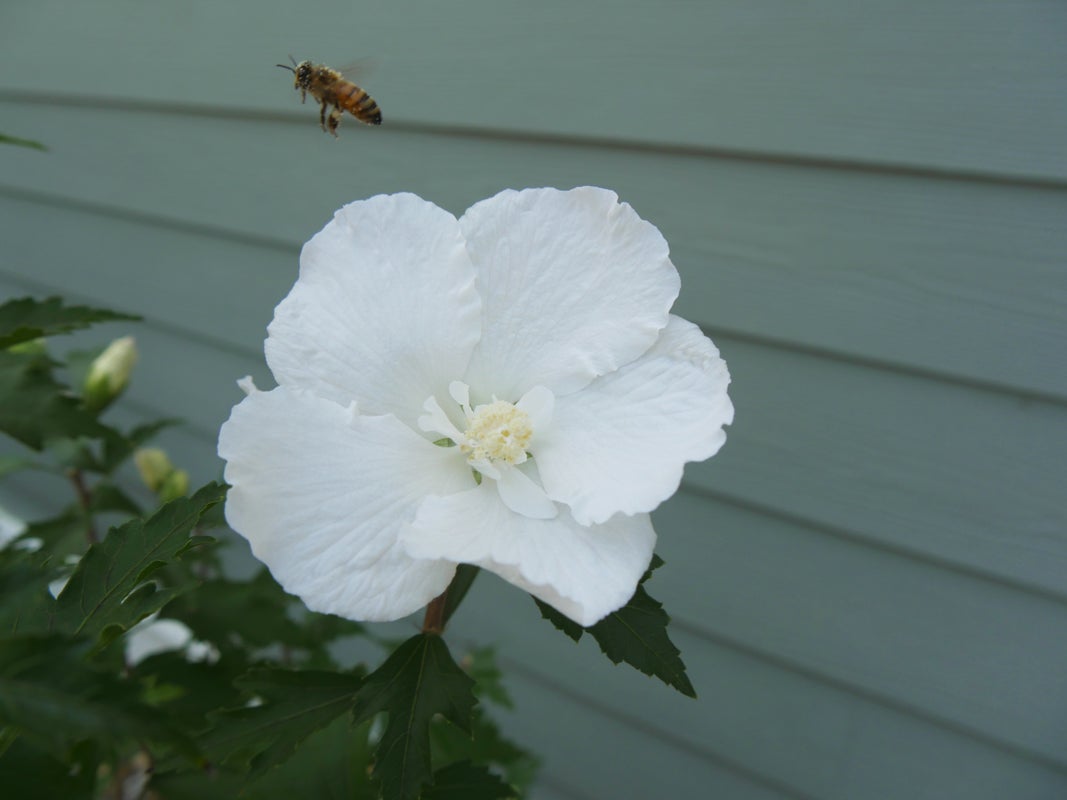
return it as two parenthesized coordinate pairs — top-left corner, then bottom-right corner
(67, 468), (99, 544)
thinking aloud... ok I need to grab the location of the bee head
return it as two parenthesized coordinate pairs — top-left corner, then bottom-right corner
(294, 61), (314, 89)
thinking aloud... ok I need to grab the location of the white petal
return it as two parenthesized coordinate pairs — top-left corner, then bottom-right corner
(405, 483), (656, 626)
(516, 385), (554, 430)
(459, 187), (680, 400)
(125, 619), (193, 665)
(218, 386), (475, 621)
(536, 316), (733, 525)
(265, 193), (482, 428)
(496, 465), (558, 519)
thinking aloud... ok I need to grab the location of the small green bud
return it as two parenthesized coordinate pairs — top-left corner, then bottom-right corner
(83, 336), (137, 412)
(135, 448), (189, 502)
(158, 468), (190, 503)
(134, 447), (174, 492)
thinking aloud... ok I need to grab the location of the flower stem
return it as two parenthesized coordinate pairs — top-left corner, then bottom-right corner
(422, 591), (448, 635)
(67, 468), (98, 544)
(422, 565), (481, 635)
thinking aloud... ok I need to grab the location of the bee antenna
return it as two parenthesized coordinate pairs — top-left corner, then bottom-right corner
(289, 54), (297, 66)
(276, 63), (295, 72)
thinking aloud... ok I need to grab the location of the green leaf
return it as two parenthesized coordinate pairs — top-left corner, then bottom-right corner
(0, 133), (47, 151)
(0, 454), (43, 478)
(88, 481), (143, 515)
(0, 296), (138, 349)
(353, 633), (477, 800)
(163, 569), (364, 666)
(535, 555), (695, 698)
(0, 737), (96, 800)
(422, 761), (516, 800)
(459, 646), (512, 709)
(429, 708), (539, 793)
(0, 550), (62, 635)
(22, 482), (224, 641)
(0, 634), (197, 760)
(133, 650), (248, 731)
(100, 418), (183, 474)
(20, 506), (90, 560)
(153, 715), (379, 800)
(201, 667), (364, 777)
(0, 349), (111, 449)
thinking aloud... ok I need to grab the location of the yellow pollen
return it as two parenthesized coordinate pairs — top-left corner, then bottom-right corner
(461, 400), (533, 465)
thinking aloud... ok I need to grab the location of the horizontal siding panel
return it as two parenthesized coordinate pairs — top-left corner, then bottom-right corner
(654, 493), (1067, 768)
(455, 577), (1067, 800)
(1, 1), (1065, 179)
(2, 109), (1066, 401)
(3, 256), (1066, 598)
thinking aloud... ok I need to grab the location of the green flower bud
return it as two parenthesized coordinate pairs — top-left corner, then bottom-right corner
(158, 468), (190, 503)
(135, 448), (189, 502)
(83, 336), (137, 412)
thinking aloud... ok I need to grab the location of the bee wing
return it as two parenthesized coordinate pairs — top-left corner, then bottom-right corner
(337, 57), (379, 83)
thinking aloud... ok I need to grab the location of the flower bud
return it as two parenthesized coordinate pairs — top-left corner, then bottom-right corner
(135, 448), (189, 502)
(158, 468), (190, 503)
(83, 336), (137, 412)
(134, 447), (172, 492)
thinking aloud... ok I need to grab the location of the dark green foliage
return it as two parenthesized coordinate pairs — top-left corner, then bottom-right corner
(0, 296), (137, 349)
(0, 635), (197, 760)
(353, 633), (478, 800)
(0, 349), (111, 448)
(422, 761), (517, 800)
(536, 555), (696, 697)
(162, 568), (364, 667)
(201, 667), (365, 777)
(17, 483), (224, 643)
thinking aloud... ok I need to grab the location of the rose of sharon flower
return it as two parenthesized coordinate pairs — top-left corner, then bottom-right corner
(218, 188), (732, 626)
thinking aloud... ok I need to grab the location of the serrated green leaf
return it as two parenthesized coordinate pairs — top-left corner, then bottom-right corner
(534, 600), (584, 642)
(353, 633), (477, 800)
(0, 550), (62, 634)
(201, 667), (364, 777)
(28, 483), (224, 642)
(0, 296), (138, 349)
(534, 554), (695, 697)
(20, 506), (90, 560)
(0, 350), (111, 449)
(0, 635), (197, 760)
(88, 481), (143, 515)
(422, 761), (516, 800)
(429, 708), (539, 793)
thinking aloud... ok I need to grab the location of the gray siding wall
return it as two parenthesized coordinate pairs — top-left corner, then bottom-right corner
(2, 2), (1065, 797)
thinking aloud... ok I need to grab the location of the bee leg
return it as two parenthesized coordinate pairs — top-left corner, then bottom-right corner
(327, 105), (342, 137)
(300, 88), (307, 104)
(319, 100), (328, 132)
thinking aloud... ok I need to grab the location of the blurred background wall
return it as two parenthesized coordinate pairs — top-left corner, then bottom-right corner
(1, 1), (1066, 797)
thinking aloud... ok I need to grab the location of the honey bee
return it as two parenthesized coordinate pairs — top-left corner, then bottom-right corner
(277, 58), (382, 136)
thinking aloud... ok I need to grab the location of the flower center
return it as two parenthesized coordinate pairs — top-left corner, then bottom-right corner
(461, 400), (532, 466)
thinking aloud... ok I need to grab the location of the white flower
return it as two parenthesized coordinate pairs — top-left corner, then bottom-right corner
(125, 617), (220, 666)
(218, 188), (732, 626)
